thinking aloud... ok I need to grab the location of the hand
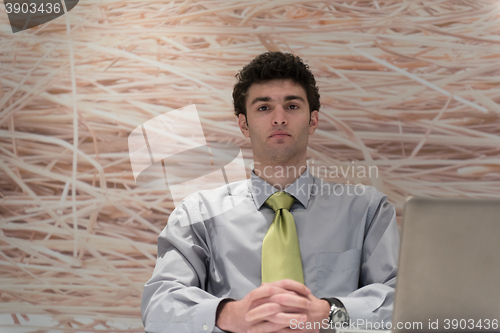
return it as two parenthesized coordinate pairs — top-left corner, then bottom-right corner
(248, 280), (331, 333)
(216, 280), (312, 333)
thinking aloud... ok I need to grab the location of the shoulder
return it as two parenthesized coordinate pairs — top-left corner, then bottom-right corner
(311, 175), (384, 203)
(183, 178), (249, 205)
(170, 179), (250, 225)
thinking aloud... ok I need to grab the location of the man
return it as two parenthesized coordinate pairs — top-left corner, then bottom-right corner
(141, 52), (399, 333)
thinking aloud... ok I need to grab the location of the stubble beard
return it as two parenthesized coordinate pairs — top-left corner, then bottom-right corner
(250, 130), (308, 169)
(258, 139), (302, 167)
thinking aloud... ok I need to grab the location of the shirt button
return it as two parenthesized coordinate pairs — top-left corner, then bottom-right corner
(203, 324), (208, 330)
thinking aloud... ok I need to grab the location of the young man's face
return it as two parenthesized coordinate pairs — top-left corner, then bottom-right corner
(238, 79), (319, 167)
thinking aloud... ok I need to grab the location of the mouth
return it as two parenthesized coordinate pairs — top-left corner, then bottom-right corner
(270, 131), (290, 138)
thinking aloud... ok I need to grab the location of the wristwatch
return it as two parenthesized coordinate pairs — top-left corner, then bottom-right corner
(323, 298), (349, 325)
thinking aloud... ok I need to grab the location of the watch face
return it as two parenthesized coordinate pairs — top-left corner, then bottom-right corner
(332, 309), (348, 323)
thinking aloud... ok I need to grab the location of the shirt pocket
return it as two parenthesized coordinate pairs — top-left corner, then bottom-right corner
(315, 248), (361, 297)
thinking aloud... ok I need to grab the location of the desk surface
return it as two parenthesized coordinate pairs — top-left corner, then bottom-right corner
(320, 328), (391, 333)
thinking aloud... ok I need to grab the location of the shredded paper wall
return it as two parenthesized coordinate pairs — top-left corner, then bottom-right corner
(0, 1), (499, 331)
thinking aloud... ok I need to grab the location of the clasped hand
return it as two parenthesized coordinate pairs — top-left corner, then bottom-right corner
(216, 279), (330, 333)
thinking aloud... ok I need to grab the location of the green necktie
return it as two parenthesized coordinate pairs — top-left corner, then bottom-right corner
(261, 191), (304, 284)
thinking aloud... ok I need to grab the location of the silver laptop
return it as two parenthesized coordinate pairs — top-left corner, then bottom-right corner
(325, 197), (500, 333)
(392, 197), (500, 332)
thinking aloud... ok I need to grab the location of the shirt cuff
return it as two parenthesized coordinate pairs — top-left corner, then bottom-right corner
(335, 295), (383, 327)
(193, 297), (227, 333)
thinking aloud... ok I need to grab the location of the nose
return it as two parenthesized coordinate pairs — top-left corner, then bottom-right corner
(272, 105), (287, 126)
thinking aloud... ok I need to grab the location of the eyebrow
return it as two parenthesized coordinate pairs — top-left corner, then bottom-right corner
(249, 95), (306, 105)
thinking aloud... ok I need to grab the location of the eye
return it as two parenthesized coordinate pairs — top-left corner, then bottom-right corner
(258, 105), (269, 111)
(288, 104), (299, 110)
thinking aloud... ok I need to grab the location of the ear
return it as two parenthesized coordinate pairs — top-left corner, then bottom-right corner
(238, 113), (250, 138)
(309, 110), (319, 135)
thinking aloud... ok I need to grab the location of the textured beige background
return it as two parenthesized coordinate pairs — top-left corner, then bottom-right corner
(0, 0), (499, 331)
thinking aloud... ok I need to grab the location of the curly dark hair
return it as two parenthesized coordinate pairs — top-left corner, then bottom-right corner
(232, 52), (320, 118)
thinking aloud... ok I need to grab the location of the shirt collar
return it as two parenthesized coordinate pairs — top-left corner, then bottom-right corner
(249, 167), (313, 210)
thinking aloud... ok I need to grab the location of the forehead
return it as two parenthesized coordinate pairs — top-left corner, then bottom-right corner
(245, 79), (307, 102)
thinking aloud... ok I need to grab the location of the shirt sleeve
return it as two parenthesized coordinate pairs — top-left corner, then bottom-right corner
(336, 191), (400, 327)
(141, 198), (226, 333)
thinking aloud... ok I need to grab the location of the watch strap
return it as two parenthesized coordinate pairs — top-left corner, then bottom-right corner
(322, 297), (350, 323)
(323, 297), (344, 309)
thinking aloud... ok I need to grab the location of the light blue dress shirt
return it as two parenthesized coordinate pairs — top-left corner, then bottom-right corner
(142, 168), (399, 332)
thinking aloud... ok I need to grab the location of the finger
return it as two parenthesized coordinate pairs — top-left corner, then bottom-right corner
(276, 305), (306, 313)
(269, 293), (312, 309)
(246, 285), (289, 303)
(271, 279), (311, 296)
(266, 312), (308, 326)
(245, 302), (281, 322)
(249, 290), (298, 309)
(249, 297), (270, 309)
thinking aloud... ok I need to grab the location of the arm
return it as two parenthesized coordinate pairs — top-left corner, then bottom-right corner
(141, 199), (226, 333)
(336, 192), (399, 326)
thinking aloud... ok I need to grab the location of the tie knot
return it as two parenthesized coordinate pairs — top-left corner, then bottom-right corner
(265, 191), (295, 212)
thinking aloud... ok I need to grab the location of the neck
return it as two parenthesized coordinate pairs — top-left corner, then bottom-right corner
(253, 159), (308, 190)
